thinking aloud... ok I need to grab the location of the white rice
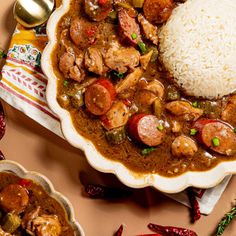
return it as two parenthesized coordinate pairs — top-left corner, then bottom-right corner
(159, 0), (236, 99)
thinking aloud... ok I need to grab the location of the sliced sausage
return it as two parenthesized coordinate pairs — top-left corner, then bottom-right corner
(138, 14), (158, 45)
(0, 184), (29, 214)
(84, 0), (112, 21)
(100, 101), (130, 130)
(128, 114), (165, 146)
(85, 79), (116, 115)
(193, 119), (236, 156)
(70, 17), (98, 48)
(171, 135), (198, 158)
(118, 9), (142, 46)
(143, 0), (174, 24)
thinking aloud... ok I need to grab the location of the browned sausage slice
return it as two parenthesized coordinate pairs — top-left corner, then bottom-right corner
(85, 79), (116, 116)
(143, 0), (174, 24)
(118, 9), (142, 46)
(0, 184), (29, 214)
(84, 0), (112, 21)
(193, 119), (236, 156)
(128, 114), (165, 146)
(70, 17), (98, 49)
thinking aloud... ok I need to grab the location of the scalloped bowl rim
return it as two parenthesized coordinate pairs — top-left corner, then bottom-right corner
(0, 160), (85, 236)
(41, 0), (236, 193)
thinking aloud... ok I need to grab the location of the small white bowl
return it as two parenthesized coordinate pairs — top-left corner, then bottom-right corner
(41, 0), (236, 193)
(0, 160), (85, 236)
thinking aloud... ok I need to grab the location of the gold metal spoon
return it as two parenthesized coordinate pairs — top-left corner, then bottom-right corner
(13, 0), (55, 28)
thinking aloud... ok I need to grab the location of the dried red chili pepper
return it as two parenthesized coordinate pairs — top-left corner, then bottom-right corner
(0, 150), (5, 160)
(85, 184), (133, 199)
(0, 105), (6, 140)
(136, 234), (163, 236)
(148, 223), (198, 236)
(114, 225), (123, 236)
(187, 188), (201, 222)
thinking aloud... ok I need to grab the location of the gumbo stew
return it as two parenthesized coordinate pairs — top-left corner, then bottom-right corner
(0, 172), (74, 235)
(52, 0), (236, 176)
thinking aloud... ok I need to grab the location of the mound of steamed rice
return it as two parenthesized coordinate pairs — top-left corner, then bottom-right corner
(159, 0), (236, 99)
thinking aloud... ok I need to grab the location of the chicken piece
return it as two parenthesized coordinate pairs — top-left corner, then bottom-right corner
(142, 79), (164, 99)
(22, 207), (61, 236)
(138, 14), (158, 45)
(59, 52), (74, 77)
(134, 79), (164, 112)
(84, 47), (106, 75)
(221, 94), (236, 127)
(140, 50), (153, 70)
(135, 90), (158, 107)
(22, 207), (40, 233)
(101, 101), (129, 130)
(171, 120), (182, 133)
(31, 215), (61, 236)
(171, 135), (198, 157)
(0, 228), (12, 236)
(104, 45), (140, 73)
(59, 52), (85, 82)
(165, 101), (203, 121)
(115, 68), (143, 93)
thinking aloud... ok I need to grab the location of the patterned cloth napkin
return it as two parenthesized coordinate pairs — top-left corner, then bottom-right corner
(0, 23), (231, 215)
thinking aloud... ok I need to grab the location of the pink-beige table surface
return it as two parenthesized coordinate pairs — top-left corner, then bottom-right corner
(1, 1), (236, 235)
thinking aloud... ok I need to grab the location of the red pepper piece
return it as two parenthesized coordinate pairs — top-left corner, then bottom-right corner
(100, 115), (112, 128)
(187, 188), (201, 222)
(115, 225), (123, 236)
(0, 107), (6, 140)
(148, 223), (198, 236)
(18, 179), (32, 188)
(123, 99), (132, 107)
(98, 0), (107, 5)
(136, 234), (163, 236)
(86, 27), (97, 37)
(85, 184), (133, 199)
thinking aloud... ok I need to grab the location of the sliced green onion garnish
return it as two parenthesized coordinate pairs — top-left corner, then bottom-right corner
(113, 71), (124, 78)
(212, 137), (220, 147)
(234, 128), (236, 133)
(131, 33), (137, 40)
(138, 42), (147, 54)
(190, 128), (197, 136)
(192, 101), (198, 108)
(63, 80), (69, 87)
(141, 147), (156, 155)
(157, 125), (164, 131)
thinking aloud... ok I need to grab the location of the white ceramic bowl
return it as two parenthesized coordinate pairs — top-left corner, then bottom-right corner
(0, 160), (84, 236)
(41, 0), (236, 193)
